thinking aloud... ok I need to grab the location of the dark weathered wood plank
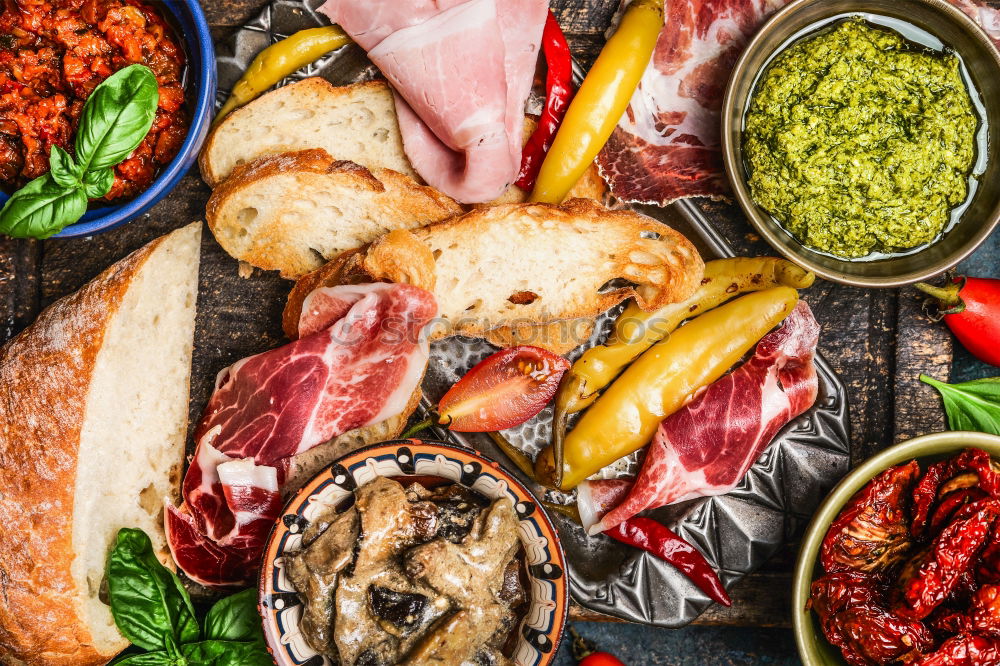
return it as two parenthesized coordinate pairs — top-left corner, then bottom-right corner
(0, 238), (40, 344)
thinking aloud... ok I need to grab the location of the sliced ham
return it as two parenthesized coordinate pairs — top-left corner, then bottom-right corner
(581, 301), (820, 535)
(166, 283), (437, 586)
(319, 0), (547, 203)
(597, 0), (1000, 206)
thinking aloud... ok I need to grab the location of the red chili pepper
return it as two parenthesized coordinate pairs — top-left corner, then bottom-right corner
(514, 10), (574, 191)
(912, 633), (1000, 665)
(605, 516), (732, 607)
(916, 276), (1000, 368)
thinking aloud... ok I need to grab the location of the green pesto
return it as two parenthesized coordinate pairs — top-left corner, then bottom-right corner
(743, 19), (978, 258)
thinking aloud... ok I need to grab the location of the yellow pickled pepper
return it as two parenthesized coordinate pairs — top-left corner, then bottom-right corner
(553, 286), (801, 490)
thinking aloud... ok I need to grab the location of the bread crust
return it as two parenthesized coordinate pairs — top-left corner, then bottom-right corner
(283, 199), (704, 343)
(205, 149), (463, 279)
(0, 231), (185, 666)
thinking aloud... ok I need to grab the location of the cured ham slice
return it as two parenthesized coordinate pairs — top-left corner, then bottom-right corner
(581, 301), (820, 535)
(167, 283), (437, 586)
(598, 0), (1000, 206)
(319, 0), (547, 203)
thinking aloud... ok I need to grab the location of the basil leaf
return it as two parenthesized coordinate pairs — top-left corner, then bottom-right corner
(107, 528), (200, 652)
(920, 375), (1000, 435)
(49, 145), (82, 189)
(204, 589), (263, 643)
(0, 174), (87, 239)
(180, 640), (273, 666)
(75, 64), (159, 173)
(110, 651), (178, 665)
(83, 166), (115, 199)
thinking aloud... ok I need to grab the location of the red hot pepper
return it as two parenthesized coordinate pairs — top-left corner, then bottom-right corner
(515, 10), (574, 192)
(605, 516), (732, 607)
(916, 276), (1000, 368)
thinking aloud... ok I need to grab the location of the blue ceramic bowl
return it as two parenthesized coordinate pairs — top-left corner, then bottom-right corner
(1, 0), (217, 238)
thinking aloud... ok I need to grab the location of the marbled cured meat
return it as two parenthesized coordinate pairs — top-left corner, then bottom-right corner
(319, 0), (547, 204)
(597, 0), (1000, 206)
(166, 283), (437, 586)
(581, 301), (819, 535)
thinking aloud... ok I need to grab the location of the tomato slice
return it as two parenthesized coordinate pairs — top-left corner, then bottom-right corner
(438, 345), (571, 432)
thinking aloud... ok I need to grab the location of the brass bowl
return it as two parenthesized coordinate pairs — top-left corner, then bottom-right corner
(721, 0), (1000, 287)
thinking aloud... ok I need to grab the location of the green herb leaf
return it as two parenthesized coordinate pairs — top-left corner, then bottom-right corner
(204, 589), (263, 643)
(83, 166), (115, 199)
(75, 64), (159, 173)
(107, 528), (200, 652)
(180, 640), (274, 666)
(920, 374), (1000, 435)
(110, 651), (178, 665)
(0, 174), (87, 239)
(48, 145), (82, 189)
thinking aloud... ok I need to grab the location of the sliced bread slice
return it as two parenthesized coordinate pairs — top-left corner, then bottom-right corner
(200, 78), (415, 187)
(205, 149), (463, 279)
(284, 199), (704, 342)
(0, 223), (202, 666)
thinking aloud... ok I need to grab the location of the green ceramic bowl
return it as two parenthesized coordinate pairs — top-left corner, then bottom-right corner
(792, 430), (1000, 665)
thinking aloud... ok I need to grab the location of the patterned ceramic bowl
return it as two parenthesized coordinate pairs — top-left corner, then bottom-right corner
(258, 439), (569, 666)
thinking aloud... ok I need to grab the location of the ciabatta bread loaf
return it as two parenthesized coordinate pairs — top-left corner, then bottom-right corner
(206, 149), (463, 278)
(0, 223), (202, 666)
(284, 200), (704, 344)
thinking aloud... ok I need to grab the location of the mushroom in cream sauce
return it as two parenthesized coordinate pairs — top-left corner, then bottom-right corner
(286, 476), (526, 665)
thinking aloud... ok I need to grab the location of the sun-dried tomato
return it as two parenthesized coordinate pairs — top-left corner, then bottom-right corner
(970, 585), (1000, 638)
(810, 571), (886, 647)
(912, 449), (1000, 539)
(821, 461), (919, 574)
(892, 507), (997, 621)
(912, 633), (1000, 665)
(833, 604), (936, 666)
(929, 488), (989, 535)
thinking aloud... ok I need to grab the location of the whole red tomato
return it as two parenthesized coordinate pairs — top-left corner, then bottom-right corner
(579, 653), (626, 666)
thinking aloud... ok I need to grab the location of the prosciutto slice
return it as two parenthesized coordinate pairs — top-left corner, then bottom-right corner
(597, 0), (1000, 206)
(166, 283), (437, 586)
(319, 0), (547, 203)
(582, 301), (820, 535)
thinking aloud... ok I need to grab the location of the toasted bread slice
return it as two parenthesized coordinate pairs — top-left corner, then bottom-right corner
(0, 223), (201, 666)
(205, 149), (463, 279)
(284, 199), (704, 342)
(200, 78), (607, 202)
(200, 79), (415, 187)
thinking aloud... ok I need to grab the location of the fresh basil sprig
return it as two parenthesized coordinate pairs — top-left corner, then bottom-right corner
(107, 528), (271, 666)
(920, 374), (1000, 436)
(0, 64), (160, 239)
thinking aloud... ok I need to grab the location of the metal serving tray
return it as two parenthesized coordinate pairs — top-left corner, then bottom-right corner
(216, 0), (852, 627)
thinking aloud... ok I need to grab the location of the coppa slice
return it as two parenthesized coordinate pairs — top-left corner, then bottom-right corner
(166, 283), (438, 586)
(580, 301), (820, 535)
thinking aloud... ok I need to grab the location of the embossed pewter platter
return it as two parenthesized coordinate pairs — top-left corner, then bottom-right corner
(223, 0), (852, 627)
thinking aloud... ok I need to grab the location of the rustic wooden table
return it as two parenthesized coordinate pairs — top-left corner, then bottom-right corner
(0, 0), (964, 631)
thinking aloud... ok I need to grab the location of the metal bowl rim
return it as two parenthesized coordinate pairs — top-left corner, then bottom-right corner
(721, 0), (1000, 287)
